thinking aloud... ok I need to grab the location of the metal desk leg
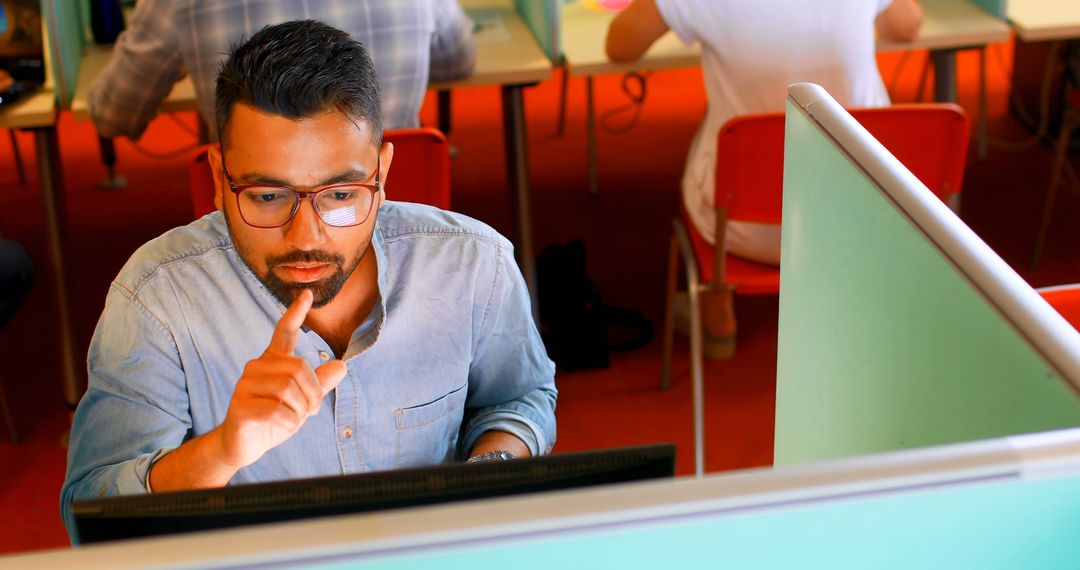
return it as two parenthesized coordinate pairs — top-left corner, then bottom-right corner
(932, 49), (962, 214)
(556, 65), (569, 137)
(977, 47), (989, 161)
(437, 90), (453, 135)
(8, 129), (26, 185)
(931, 49), (958, 103)
(33, 127), (83, 410)
(586, 76), (599, 196)
(501, 85), (539, 322)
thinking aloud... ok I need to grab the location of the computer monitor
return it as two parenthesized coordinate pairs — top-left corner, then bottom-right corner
(71, 443), (675, 545)
(774, 83), (1080, 467)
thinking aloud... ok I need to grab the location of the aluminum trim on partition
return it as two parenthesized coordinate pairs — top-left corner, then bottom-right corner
(786, 82), (1080, 396)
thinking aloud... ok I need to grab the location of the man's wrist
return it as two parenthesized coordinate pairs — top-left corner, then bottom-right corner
(467, 450), (516, 463)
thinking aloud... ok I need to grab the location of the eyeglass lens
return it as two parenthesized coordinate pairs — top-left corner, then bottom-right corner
(238, 186), (374, 227)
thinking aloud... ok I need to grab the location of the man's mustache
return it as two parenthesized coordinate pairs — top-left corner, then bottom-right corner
(266, 250), (344, 267)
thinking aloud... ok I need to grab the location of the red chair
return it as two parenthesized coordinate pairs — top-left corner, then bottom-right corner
(662, 104), (969, 475)
(1031, 89), (1080, 268)
(1038, 284), (1080, 331)
(190, 127), (452, 218)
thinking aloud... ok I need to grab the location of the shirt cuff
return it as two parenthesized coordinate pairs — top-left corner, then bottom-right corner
(463, 414), (547, 458)
(133, 447), (176, 495)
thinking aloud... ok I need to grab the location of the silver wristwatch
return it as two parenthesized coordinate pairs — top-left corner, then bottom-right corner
(467, 450), (516, 463)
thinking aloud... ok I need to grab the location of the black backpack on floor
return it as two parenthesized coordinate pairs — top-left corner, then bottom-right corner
(537, 240), (652, 372)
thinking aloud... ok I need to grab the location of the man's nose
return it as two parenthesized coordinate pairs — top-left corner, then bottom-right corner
(283, 198), (325, 250)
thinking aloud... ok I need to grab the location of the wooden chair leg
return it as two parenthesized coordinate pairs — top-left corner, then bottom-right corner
(8, 129), (27, 185)
(0, 380), (17, 443)
(1031, 110), (1078, 268)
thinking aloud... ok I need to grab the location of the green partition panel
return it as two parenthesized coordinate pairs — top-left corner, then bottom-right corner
(40, 0), (85, 107)
(514, 0), (560, 63)
(773, 95), (1080, 466)
(970, 0), (1006, 19)
(294, 475), (1080, 569)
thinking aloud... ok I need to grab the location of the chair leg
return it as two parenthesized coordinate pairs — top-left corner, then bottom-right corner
(9, 129), (27, 185)
(0, 380), (17, 443)
(661, 230), (679, 391)
(670, 219), (706, 477)
(688, 281), (705, 478)
(1031, 111), (1078, 268)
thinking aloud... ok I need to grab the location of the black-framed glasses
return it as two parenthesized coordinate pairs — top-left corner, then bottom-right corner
(221, 156), (381, 229)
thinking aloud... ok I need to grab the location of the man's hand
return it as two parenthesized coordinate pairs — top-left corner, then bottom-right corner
(148, 289), (348, 492)
(215, 289), (348, 470)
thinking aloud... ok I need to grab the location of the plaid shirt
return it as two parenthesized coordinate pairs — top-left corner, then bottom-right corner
(88, 0), (476, 140)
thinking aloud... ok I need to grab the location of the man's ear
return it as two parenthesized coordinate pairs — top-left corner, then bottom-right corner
(378, 141), (394, 198)
(207, 143), (225, 211)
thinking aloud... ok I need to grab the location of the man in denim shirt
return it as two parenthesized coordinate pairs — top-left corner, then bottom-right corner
(61, 20), (556, 538)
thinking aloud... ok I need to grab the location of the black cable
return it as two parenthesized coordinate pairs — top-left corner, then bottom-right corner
(599, 71), (650, 135)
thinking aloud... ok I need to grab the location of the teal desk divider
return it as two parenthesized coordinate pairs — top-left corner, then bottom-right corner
(775, 83), (1080, 466)
(970, 0), (1006, 18)
(40, 0), (85, 107)
(514, 0), (560, 64)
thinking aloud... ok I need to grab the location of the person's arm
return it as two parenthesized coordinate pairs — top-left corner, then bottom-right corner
(148, 290), (347, 491)
(605, 0), (670, 63)
(429, 0), (477, 83)
(87, 0), (185, 140)
(876, 0), (924, 43)
(60, 289), (345, 540)
(461, 238), (558, 460)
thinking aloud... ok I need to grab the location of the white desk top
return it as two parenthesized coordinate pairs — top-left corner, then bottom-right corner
(0, 88), (56, 129)
(71, 0), (551, 122)
(563, 0), (1009, 76)
(1008, 0), (1080, 42)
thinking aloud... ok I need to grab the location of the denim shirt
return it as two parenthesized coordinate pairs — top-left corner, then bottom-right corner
(60, 202), (557, 538)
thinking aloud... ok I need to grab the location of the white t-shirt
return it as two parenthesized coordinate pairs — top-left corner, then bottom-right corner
(655, 0), (893, 264)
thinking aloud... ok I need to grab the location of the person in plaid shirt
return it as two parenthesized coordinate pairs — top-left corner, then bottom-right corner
(88, 0), (475, 141)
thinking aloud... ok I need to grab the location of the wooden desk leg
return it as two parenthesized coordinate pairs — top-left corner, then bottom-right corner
(501, 85), (539, 323)
(931, 49), (958, 103)
(587, 76), (599, 196)
(33, 127), (83, 411)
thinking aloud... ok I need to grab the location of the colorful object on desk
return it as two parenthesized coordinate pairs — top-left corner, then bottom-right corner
(581, 0), (632, 13)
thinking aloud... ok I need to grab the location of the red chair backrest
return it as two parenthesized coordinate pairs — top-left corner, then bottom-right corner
(716, 104), (969, 226)
(189, 127), (451, 219)
(1040, 285), (1080, 332)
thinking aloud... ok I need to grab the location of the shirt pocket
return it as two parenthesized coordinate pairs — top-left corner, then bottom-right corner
(394, 382), (468, 468)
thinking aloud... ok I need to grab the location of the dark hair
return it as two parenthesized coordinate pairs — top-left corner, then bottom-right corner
(215, 20), (382, 145)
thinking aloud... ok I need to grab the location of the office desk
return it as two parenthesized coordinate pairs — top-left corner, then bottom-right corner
(69, 0), (551, 319)
(1008, 0), (1080, 42)
(0, 90), (81, 409)
(562, 0), (1009, 192)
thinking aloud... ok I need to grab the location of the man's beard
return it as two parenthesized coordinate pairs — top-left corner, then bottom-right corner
(260, 248), (364, 308)
(226, 211), (366, 309)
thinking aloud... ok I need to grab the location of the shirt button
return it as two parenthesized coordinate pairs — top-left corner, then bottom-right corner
(318, 350), (330, 361)
(343, 425), (353, 439)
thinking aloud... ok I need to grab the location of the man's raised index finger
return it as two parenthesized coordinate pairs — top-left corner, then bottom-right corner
(267, 289), (313, 355)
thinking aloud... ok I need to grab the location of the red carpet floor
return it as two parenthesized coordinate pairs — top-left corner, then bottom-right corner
(1, 39), (1079, 555)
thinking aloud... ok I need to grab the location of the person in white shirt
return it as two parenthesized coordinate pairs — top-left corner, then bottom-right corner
(606, 0), (922, 356)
